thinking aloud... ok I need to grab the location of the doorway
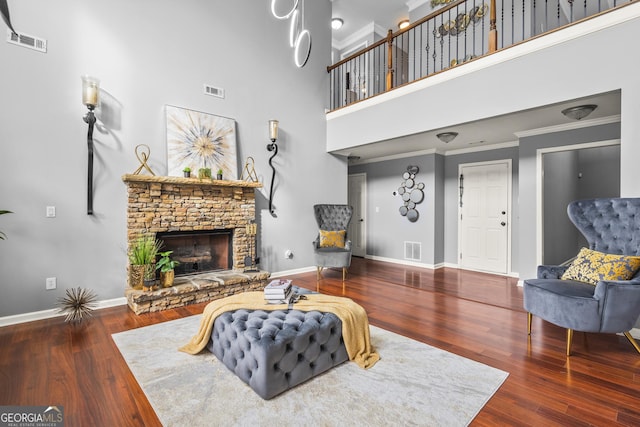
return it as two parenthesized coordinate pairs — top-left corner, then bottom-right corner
(458, 160), (512, 274)
(537, 141), (620, 265)
(348, 173), (366, 257)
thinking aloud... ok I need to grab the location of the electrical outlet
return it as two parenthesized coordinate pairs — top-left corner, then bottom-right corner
(46, 206), (56, 218)
(284, 250), (293, 259)
(46, 277), (56, 290)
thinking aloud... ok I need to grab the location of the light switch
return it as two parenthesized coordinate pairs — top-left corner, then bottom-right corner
(46, 206), (56, 218)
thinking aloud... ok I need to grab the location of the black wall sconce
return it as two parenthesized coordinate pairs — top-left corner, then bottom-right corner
(81, 75), (99, 215)
(266, 119), (279, 215)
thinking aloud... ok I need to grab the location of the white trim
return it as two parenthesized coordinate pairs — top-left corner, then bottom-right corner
(444, 141), (519, 156)
(327, 3), (640, 120)
(0, 297), (127, 327)
(333, 22), (386, 52)
(458, 159), (513, 276)
(365, 254), (437, 269)
(629, 328), (640, 340)
(515, 115), (621, 138)
(269, 266), (316, 278)
(535, 138), (621, 265)
(340, 41), (368, 60)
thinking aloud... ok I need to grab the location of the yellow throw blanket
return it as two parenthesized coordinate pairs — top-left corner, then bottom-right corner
(179, 291), (380, 369)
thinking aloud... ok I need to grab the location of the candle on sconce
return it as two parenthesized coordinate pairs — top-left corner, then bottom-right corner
(269, 120), (279, 142)
(81, 75), (100, 107)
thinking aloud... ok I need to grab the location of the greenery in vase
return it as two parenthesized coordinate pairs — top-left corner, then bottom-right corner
(183, 167), (191, 173)
(156, 250), (179, 273)
(198, 167), (211, 179)
(0, 210), (12, 240)
(128, 235), (162, 266)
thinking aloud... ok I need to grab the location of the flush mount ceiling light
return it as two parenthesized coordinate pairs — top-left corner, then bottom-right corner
(398, 19), (410, 30)
(561, 104), (598, 120)
(331, 18), (344, 30)
(436, 132), (458, 143)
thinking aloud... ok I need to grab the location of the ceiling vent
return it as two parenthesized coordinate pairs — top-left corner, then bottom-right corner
(204, 84), (224, 99)
(7, 30), (47, 53)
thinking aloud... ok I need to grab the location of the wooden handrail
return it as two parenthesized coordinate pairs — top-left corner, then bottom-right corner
(327, 0), (469, 73)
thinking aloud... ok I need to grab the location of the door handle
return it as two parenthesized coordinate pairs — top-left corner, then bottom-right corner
(501, 222), (506, 226)
(359, 219), (364, 222)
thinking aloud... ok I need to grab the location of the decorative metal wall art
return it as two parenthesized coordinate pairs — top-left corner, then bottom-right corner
(396, 165), (425, 222)
(270, 0), (311, 68)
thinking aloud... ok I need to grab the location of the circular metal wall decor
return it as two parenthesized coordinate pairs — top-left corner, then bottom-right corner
(397, 165), (425, 222)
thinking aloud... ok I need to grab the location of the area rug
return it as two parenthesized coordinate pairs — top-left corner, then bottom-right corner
(112, 315), (508, 426)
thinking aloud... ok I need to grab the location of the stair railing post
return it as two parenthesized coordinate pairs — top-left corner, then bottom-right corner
(489, 0), (498, 52)
(386, 30), (394, 91)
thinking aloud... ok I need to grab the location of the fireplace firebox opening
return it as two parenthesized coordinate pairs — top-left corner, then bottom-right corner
(156, 229), (233, 276)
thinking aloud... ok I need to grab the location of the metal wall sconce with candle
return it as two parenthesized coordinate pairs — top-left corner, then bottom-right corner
(266, 119), (279, 215)
(81, 75), (99, 215)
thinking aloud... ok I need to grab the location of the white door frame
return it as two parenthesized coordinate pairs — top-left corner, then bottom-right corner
(535, 139), (620, 266)
(457, 159), (513, 275)
(348, 172), (367, 257)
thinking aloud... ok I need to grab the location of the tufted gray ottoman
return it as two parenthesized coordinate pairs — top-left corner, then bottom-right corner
(206, 308), (348, 399)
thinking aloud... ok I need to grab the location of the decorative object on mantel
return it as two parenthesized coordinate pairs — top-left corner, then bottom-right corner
(270, 0), (311, 68)
(57, 287), (98, 323)
(182, 167), (191, 178)
(132, 144), (156, 176)
(241, 157), (259, 182)
(395, 165), (425, 222)
(0, 0), (18, 36)
(266, 119), (279, 216)
(0, 210), (12, 240)
(216, 168), (223, 180)
(198, 167), (212, 179)
(81, 75), (100, 215)
(166, 105), (238, 179)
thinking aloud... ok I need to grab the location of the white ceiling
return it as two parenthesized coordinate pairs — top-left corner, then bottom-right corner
(328, 2), (621, 163)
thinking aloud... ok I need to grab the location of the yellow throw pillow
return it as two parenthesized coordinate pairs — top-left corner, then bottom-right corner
(319, 230), (346, 248)
(561, 247), (640, 285)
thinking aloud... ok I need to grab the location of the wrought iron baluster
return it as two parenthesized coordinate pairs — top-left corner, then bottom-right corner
(522, 0), (525, 41)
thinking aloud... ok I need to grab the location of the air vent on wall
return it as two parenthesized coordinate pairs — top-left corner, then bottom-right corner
(6, 29), (47, 53)
(204, 84), (224, 99)
(404, 241), (421, 261)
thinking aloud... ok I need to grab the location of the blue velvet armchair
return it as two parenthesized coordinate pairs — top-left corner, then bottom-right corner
(523, 198), (640, 356)
(312, 204), (353, 281)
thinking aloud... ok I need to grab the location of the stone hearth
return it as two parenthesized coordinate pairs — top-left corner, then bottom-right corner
(122, 174), (267, 314)
(125, 270), (269, 315)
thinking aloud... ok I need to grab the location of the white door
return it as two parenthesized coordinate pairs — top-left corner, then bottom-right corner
(348, 173), (366, 257)
(459, 161), (511, 274)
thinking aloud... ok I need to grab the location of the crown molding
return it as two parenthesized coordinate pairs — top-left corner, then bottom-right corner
(514, 115), (621, 138)
(332, 22), (388, 52)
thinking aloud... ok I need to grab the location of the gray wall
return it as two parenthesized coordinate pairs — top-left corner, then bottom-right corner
(519, 123), (620, 279)
(0, 0), (343, 317)
(349, 153), (441, 265)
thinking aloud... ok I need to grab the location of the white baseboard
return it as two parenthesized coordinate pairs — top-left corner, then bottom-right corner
(364, 254), (438, 269)
(269, 266), (317, 278)
(0, 297), (127, 327)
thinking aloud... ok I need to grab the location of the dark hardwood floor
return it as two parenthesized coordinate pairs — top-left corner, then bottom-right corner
(2, 257), (640, 426)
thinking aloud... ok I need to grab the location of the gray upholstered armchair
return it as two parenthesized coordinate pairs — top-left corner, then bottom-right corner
(312, 204), (353, 281)
(524, 198), (640, 356)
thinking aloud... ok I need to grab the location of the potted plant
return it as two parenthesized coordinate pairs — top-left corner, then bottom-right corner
(198, 167), (211, 179)
(216, 168), (223, 180)
(128, 235), (161, 290)
(156, 250), (179, 287)
(183, 167), (191, 178)
(0, 210), (12, 241)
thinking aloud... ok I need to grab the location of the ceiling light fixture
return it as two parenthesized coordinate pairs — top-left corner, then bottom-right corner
(331, 18), (344, 30)
(437, 132), (458, 143)
(561, 104), (597, 120)
(398, 19), (410, 30)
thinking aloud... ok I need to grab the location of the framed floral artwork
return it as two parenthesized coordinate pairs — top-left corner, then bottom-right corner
(165, 105), (237, 179)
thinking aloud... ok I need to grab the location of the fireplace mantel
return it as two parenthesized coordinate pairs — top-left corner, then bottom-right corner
(121, 174), (262, 189)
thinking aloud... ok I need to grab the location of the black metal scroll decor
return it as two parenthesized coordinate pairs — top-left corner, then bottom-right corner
(397, 166), (425, 223)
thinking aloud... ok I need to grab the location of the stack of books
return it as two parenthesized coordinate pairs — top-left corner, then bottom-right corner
(264, 279), (293, 304)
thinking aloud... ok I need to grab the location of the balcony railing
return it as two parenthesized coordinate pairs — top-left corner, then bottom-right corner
(327, 0), (634, 112)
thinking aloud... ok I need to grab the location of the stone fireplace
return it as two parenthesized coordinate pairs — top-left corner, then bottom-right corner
(121, 174), (269, 314)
